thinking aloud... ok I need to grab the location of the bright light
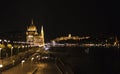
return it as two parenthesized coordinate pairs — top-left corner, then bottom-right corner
(44, 46), (50, 50)
(21, 60), (25, 67)
(8, 40), (10, 43)
(12, 60), (15, 65)
(22, 45), (24, 48)
(31, 57), (34, 61)
(45, 47), (49, 50)
(0, 64), (3, 68)
(7, 44), (12, 48)
(28, 35), (33, 38)
(68, 34), (71, 38)
(18, 46), (20, 49)
(11, 47), (13, 49)
(21, 60), (25, 63)
(4, 40), (7, 42)
(36, 56), (39, 58)
(41, 56), (49, 59)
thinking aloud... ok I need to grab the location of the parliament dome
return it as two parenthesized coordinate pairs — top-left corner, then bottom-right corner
(28, 25), (37, 31)
(27, 19), (37, 31)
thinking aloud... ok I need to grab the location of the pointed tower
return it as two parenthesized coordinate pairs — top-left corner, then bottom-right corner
(114, 36), (119, 46)
(31, 19), (34, 25)
(41, 25), (45, 46)
(26, 19), (45, 47)
(26, 19), (38, 45)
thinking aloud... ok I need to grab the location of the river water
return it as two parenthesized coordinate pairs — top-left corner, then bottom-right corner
(49, 47), (120, 74)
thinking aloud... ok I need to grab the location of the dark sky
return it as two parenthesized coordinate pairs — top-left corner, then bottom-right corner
(0, 0), (119, 40)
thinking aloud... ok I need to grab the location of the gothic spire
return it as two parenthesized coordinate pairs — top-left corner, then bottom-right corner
(41, 25), (44, 37)
(31, 19), (34, 25)
(41, 25), (45, 46)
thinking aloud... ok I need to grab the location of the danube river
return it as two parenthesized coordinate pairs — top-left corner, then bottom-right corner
(49, 46), (120, 74)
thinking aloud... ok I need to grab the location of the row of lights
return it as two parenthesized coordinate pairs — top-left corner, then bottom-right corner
(0, 39), (10, 43)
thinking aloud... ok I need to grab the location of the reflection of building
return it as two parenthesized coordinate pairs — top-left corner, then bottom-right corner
(26, 19), (44, 47)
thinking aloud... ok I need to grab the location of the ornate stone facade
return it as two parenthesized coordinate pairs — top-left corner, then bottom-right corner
(26, 19), (44, 47)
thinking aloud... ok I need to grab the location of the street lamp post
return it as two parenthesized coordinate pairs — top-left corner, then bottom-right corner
(21, 60), (25, 74)
(18, 46), (20, 54)
(0, 48), (3, 68)
(31, 57), (34, 63)
(0, 48), (2, 59)
(11, 47), (13, 57)
(21, 60), (25, 67)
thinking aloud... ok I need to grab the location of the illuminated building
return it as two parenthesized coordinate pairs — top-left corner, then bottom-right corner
(26, 19), (44, 47)
(114, 36), (119, 47)
(52, 34), (90, 42)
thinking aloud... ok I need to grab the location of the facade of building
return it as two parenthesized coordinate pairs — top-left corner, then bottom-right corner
(26, 19), (44, 47)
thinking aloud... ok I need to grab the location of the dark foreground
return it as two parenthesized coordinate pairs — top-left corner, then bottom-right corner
(49, 46), (120, 74)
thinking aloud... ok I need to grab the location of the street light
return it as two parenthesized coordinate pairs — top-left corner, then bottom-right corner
(0, 48), (3, 68)
(11, 47), (13, 57)
(0, 64), (3, 68)
(31, 57), (34, 63)
(0, 39), (2, 42)
(21, 60), (25, 74)
(21, 60), (25, 67)
(0, 48), (2, 59)
(12, 60), (15, 65)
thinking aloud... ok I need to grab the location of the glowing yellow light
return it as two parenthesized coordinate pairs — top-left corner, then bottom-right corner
(0, 44), (5, 48)
(68, 34), (71, 38)
(0, 64), (3, 68)
(21, 60), (25, 64)
(7, 44), (12, 48)
(28, 35), (33, 38)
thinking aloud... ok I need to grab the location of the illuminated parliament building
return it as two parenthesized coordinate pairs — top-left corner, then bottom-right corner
(26, 19), (44, 47)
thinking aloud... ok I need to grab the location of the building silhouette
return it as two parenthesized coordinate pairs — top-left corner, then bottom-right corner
(26, 19), (44, 47)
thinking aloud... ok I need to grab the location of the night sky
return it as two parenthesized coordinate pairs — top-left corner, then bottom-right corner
(0, 0), (119, 40)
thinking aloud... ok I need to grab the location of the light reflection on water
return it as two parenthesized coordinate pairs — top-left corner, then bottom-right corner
(49, 47), (120, 74)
